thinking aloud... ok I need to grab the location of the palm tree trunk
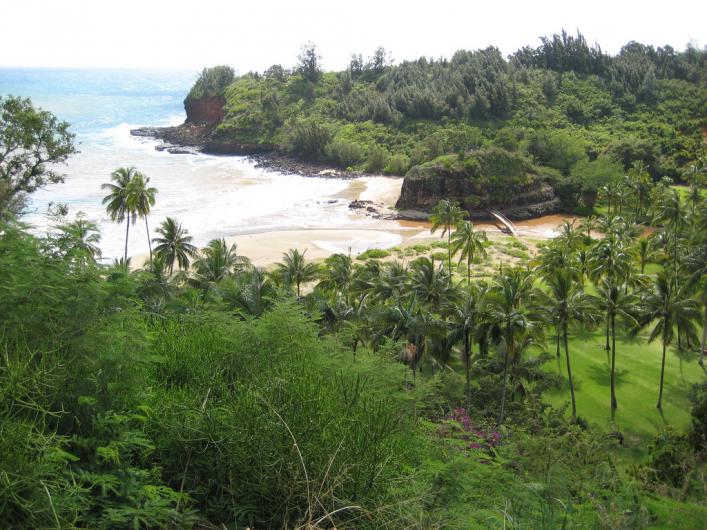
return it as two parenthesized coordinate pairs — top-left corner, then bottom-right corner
(610, 314), (617, 410)
(145, 216), (152, 262)
(124, 215), (130, 263)
(657, 339), (667, 409)
(467, 254), (471, 293)
(499, 331), (512, 424)
(447, 228), (452, 279)
(605, 315), (610, 352)
(464, 328), (471, 402)
(700, 304), (706, 366)
(564, 328), (577, 420)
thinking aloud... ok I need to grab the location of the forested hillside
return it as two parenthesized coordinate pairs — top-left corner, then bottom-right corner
(188, 31), (706, 214)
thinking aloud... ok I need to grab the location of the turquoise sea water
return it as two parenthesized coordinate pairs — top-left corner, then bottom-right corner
(0, 68), (377, 260)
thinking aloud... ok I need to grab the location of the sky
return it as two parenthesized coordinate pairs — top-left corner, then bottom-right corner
(1, 0), (704, 71)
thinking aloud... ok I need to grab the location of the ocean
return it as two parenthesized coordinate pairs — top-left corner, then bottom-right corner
(0, 68), (375, 260)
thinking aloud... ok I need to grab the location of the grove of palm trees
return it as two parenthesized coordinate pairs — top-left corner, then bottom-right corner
(2, 149), (705, 527)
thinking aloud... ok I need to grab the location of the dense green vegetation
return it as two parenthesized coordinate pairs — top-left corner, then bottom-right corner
(196, 32), (706, 210)
(2, 58), (707, 527)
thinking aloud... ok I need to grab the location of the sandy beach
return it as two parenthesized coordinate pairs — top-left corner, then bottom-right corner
(131, 175), (573, 269)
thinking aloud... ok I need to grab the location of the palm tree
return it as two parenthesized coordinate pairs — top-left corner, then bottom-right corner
(639, 273), (700, 409)
(191, 239), (249, 294)
(627, 161), (652, 221)
(537, 242), (580, 359)
(449, 288), (483, 401)
(137, 255), (174, 309)
(277, 249), (318, 298)
(486, 268), (539, 423)
(152, 217), (198, 274)
(316, 253), (353, 301)
(556, 219), (583, 251)
(131, 172), (158, 262)
(655, 189), (685, 288)
(589, 236), (632, 285)
(383, 297), (436, 381)
(220, 267), (275, 317)
(633, 237), (660, 274)
(450, 221), (488, 291)
(370, 260), (408, 303)
(102, 166), (138, 262)
(578, 215), (600, 240)
(55, 214), (102, 263)
(430, 199), (466, 276)
(614, 183), (632, 217)
(682, 216), (707, 365)
(408, 256), (460, 309)
(596, 214), (627, 238)
(595, 278), (639, 410)
(598, 183), (616, 216)
(543, 270), (598, 420)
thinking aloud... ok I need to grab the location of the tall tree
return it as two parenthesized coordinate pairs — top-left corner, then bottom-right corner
(589, 235), (632, 351)
(543, 270), (598, 419)
(639, 273), (700, 409)
(655, 189), (685, 288)
(297, 42), (322, 83)
(451, 221), (488, 291)
(276, 249), (318, 298)
(430, 200), (466, 277)
(102, 167), (138, 263)
(152, 217), (198, 275)
(0, 96), (76, 216)
(486, 268), (539, 423)
(595, 279), (639, 410)
(633, 237), (660, 274)
(449, 288), (484, 401)
(131, 172), (157, 262)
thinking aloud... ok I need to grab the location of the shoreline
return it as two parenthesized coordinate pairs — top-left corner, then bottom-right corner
(126, 126), (575, 269)
(130, 124), (389, 181)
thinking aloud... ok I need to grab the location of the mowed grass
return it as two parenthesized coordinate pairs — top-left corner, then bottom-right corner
(543, 326), (704, 449)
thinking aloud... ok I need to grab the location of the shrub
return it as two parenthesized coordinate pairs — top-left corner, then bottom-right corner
(365, 144), (389, 173)
(384, 154), (411, 175)
(357, 248), (390, 260)
(284, 119), (333, 161)
(327, 137), (364, 167)
(410, 244), (430, 253)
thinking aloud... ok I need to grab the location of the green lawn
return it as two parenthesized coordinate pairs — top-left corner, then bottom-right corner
(544, 326), (704, 450)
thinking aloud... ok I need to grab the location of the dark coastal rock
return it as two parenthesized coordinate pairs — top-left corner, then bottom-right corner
(130, 124), (212, 147)
(185, 96), (225, 124)
(166, 147), (196, 155)
(396, 172), (561, 221)
(349, 200), (374, 209)
(248, 153), (356, 179)
(396, 209), (431, 221)
(347, 200), (397, 220)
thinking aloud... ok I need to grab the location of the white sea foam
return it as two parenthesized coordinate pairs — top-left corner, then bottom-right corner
(25, 118), (400, 260)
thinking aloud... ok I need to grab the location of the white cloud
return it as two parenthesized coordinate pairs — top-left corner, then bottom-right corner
(1, 0), (704, 70)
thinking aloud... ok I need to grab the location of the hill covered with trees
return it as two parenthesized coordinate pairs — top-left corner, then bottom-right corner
(174, 31), (706, 217)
